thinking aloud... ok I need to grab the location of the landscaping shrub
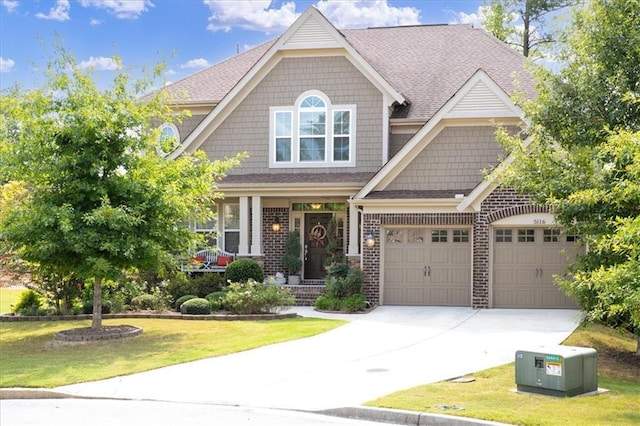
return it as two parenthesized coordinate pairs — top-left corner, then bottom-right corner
(192, 273), (225, 297)
(130, 293), (162, 311)
(325, 267), (363, 298)
(205, 291), (227, 311)
(180, 297), (211, 315)
(164, 272), (196, 302)
(340, 293), (367, 313)
(313, 294), (339, 311)
(13, 289), (44, 316)
(82, 300), (113, 315)
(224, 258), (264, 283)
(316, 266), (367, 313)
(175, 294), (197, 311)
(325, 262), (349, 279)
(224, 280), (294, 314)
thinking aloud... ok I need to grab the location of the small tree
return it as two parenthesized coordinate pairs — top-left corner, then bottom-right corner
(496, 0), (640, 353)
(282, 230), (302, 276)
(0, 47), (243, 331)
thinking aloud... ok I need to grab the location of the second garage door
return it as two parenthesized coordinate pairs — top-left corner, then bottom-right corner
(493, 228), (582, 308)
(384, 228), (471, 306)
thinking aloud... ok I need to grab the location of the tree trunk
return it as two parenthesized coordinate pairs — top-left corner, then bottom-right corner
(91, 276), (102, 331)
(636, 335), (639, 357)
(523, 9), (531, 57)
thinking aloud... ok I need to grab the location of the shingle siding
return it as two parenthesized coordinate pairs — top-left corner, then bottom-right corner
(200, 56), (383, 175)
(386, 126), (508, 192)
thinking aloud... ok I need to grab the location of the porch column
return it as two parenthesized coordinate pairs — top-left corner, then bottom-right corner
(251, 196), (262, 255)
(348, 202), (360, 256)
(239, 196), (250, 255)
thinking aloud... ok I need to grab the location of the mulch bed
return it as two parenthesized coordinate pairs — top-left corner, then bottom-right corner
(54, 325), (143, 342)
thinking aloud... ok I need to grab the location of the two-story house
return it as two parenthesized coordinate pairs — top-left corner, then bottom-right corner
(161, 7), (581, 309)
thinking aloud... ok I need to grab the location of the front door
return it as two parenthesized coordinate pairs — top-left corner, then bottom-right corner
(304, 213), (332, 279)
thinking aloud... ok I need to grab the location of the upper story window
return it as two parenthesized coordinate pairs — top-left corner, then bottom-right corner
(270, 91), (356, 168)
(157, 123), (180, 156)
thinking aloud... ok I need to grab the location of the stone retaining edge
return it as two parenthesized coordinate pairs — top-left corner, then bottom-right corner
(0, 312), (298, 322)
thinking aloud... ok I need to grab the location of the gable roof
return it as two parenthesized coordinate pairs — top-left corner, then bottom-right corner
(353, 69), (526, 202)
(162, 10), (534, 122)
(166, 6), (407, 158)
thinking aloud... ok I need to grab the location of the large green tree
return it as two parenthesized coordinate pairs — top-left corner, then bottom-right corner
(0, 50), (242, 331)
(498, 0), (640, 353)
(482, 0), (576, 57)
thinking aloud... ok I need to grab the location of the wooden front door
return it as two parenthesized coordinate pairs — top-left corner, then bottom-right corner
(304, 213), (332, 279)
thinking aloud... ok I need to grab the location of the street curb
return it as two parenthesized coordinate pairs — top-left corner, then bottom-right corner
(318, 406), (511, 426)
(0, 388), (76, 400)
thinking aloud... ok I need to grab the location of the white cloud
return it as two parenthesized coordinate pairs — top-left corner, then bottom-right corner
(0, 57), (16, 73)
(164, 69), (176, 76)
(180, 58), (211, 69)
(36, 0), (70, 21)
(316, 0), (420, 29)
(78, 56), (120, 71)
(2, 0), (19, 13)
(452, 8), (485, 27)
(89, 18), (103, 26)
(203, 0), (299, 33)
(79, 0), (153, 19)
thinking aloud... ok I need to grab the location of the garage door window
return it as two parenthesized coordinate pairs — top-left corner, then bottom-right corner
(407, 229), (425, 243)
(431, 230), (448, 242)
(517, 229), (535, 242)
(453, 229), (470, 243)
(386, 229), (404, 244)
(496, 229), (512, 242)
(543, 229), (561, 242)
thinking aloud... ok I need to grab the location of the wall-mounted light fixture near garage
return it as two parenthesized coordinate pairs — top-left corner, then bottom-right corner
(272, 217), (281, 233)
(366, 232), (376, 247)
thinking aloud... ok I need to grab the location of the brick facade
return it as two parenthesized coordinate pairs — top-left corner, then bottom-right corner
(360, 190), (546, 308)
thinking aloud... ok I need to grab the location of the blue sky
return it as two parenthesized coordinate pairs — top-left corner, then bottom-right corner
(0, 1), (487, 91)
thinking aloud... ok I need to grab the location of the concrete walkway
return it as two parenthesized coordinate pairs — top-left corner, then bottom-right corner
(55, 306), (582, 412)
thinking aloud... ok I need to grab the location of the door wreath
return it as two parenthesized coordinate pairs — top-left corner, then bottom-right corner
(309, 223), (327, 247)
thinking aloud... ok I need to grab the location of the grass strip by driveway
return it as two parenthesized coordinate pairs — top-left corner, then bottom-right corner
(367, 322), (640, 426)
(0, 317), (345, 388)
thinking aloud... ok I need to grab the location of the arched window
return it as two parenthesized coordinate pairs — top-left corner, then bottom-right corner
(157, 123), (180, 156)
(270, 90), (355, 168)
(299, 95), (326, 161)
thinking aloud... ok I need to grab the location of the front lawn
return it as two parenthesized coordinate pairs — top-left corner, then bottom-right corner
(367, 322), (640, 426)
(0, 287), (25, 314)
(0, 317), (344, 388)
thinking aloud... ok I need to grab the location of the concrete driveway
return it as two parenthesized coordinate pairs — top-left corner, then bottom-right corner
(56, 306), (581, 411)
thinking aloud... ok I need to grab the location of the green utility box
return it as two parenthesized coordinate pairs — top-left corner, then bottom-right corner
(515, 345), (597, 397)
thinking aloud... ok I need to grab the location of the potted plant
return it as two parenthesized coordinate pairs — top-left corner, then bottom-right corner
(283, 230), (302, 285)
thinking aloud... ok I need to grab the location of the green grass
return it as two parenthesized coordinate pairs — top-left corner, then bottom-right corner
(0, 287), (26, 314)
(367, 322), (640, 426)
(0, 317), (345, 388)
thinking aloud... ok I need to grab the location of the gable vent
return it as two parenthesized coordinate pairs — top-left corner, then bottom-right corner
(450, 80), (509, 113)
(284, 16), (340, 47)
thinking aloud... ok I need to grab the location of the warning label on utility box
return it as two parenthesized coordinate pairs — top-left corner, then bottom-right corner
(546, 361), (562, 376)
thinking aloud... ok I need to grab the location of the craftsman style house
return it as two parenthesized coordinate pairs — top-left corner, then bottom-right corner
(162, 7), (581, 308)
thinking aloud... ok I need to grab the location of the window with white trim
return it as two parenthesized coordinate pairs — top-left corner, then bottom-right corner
(157, 123), (180, 156)
(270, 91), (355, 168)
(223, 204), (239, 253)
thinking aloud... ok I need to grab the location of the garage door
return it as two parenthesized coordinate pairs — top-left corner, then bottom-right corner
(493, 228), (582, 308)
(384, 228), (471, 306)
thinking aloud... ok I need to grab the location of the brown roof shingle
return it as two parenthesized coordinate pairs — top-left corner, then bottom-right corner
(163, 23), (534, 120)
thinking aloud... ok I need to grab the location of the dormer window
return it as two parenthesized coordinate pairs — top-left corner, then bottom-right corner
(270, 90), (355, 168)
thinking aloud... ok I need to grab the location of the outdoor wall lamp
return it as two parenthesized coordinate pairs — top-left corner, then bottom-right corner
(366, 232), (376, 247)
(272, 217), (281, 233)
